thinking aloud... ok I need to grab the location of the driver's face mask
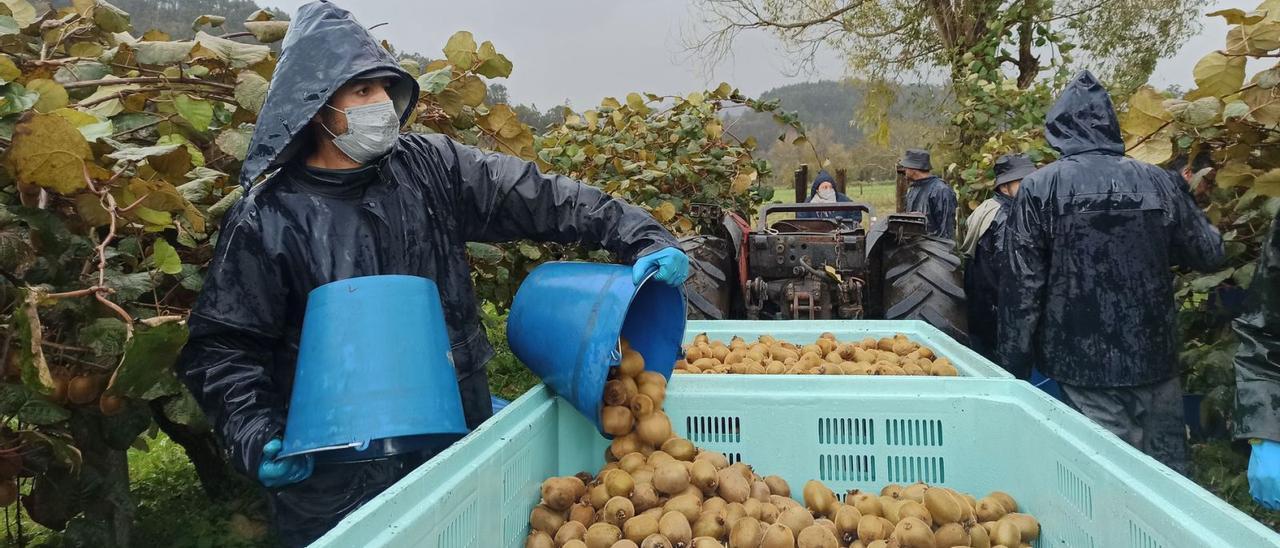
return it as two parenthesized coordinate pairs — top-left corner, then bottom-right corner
(817, 187), (836, 200)
(320, 100), (400, 164)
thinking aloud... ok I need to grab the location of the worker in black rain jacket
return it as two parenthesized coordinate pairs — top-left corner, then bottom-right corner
(998, 71), (1224, 475)
(797, 169), (861, 224)
(173, 2), (689, 544)
(1234, 209), (1280, 509)
(899, 148), (957, 239)
(960, 153), (1034, 370)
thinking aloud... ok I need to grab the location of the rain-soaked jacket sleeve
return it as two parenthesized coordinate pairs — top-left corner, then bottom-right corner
(176, 206), (288, 479)
(930, 186), (958, 240)
(1235, 210), (1280, 441)
(432, 136), (678, 261)
(1163, 172), (1225, 271)
(997, 183), (1050, 379)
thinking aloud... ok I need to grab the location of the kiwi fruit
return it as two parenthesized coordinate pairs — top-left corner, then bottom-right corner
(760, 523), (794, 548)
(629, 394), (656, 418)
(653, 461), (690, 495)
(724, 502), (749, 531)
(879, 497), (903, 524)
(777, 506), (814, 538)
(1001, 513), (1039, 541)
(67, 375), (100, 405)
(922, 488), (962, 525)
(612, 541), (640, 548)
(632, 483), (661, 513)
(990, 520), (1021, 547)
(759, 502), (780, 524)
(641, 534), (673, 548)
(856, 515), (888, 543)
(692, 512), (727, 539)
(665, 494), (703, 523)
(691, 460), (720, 493)
(531, 504), (566, 535)
(833, 504), (862, 545)
(625, 513), (661, 543)
(648, 451), (675, 467)
(695, 450), (730, 469)
(604, 496), (635, 527)
(802, 480), (837, 517)
(846, 491), (881, 517)
(633, 468), (656, 487)
(974, 497), (1007, 522)
(638, 382), (667, 410)
(621, 349), (646, 377)
(880, 484), (903, 498)
(717, 467), (752, 503)
(703, 497), (729, 516)
(968, 521), (992, 548)
(557, 521), (589, 545)
(987, 492), (1017, 513)
(619, 453), (647, 473)
(527, 530), (555, 548)
(750, 481), (771, 503)
(770, 495), (799, 510)
(638, 412), (674, 446)
(585, 523), (624, 548)
(605, 380), (630, 406)
(897, 500), (932, 527)
(795, 525), (837, 548)
(729, 516), (763, 548)
(691, 538), (725, 548)
(813, 519), (838, 541)
(762, 476), (790, 498)
(570, 501), (597, 526)
(933, 522), (968, 547)
(659, 511), (693, 547)
(899, 483), (927, 503)
(605, 469), (636, 498)
(543, 476), (587, 511)
(99, 394), (125, 416)
(661, 438), (697, 461)
(889, 517), (933, 548)
(603, 406), (635, 437)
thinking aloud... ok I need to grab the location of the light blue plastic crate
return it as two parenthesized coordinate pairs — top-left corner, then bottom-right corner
(684, 319), (1013, 378)
(314, 378), (1280, 547)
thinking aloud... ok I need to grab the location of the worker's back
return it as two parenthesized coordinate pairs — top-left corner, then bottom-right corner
(998, 71), (1224, 387)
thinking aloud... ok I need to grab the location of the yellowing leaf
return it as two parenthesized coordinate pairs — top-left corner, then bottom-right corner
(243, 20), (288, 43)
(27, 79), (67, 113)
(192, 14), (226, 31)
(7, 113), (93, 195)
(731, 168), (757, 193)
(1120, 86), (1171, 137)
(193, 31), (270, 68)
(1208, 8), (1265, 25)
(134, 206), (173, 228)
(1127, 134), (1173, 165)
(0, 0), (37, 29)
(1193, 52), (1246, 97)
(214, 123), (253, 161)
(653, 201), (676, 222)
(93, 0), (131, 33)
(1216, 162), (1259, 188)
(67, 41), (103, 58)
(234, 71), (268, 113)
(705, 119), (723, 140)
(0, 54), (18, 84)
(455, 75), (486, 107)
(128, 178), (188, 211)
(475, 41), (512, 78)
(1256, 169), (1280, 196)
(134, 40), (197, 65)
(443, 31), (477, 68)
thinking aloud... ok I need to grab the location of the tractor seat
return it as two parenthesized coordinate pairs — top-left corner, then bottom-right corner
(770, 219), (861, 234)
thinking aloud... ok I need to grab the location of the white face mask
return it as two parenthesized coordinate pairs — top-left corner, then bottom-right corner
(817, 187), (836, 201)
(321, 100), (400, 164)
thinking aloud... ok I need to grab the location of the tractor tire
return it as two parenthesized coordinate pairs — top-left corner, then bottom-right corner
(881, 235), (968, 342)
(679, 234), (735, 320)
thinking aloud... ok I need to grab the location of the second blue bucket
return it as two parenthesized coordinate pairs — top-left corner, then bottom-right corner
(507, 262), (686, 434)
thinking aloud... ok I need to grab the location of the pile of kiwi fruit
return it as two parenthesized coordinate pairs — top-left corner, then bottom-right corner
(526, 337), (1037, 548)
(675, 333), (959, 377)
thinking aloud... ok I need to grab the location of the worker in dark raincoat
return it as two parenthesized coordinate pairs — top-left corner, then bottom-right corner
(174, 2), (688, 544)
(960, 153), (1034, 369)
(899, 148), (957, 239)
(797, 169), (861, 224)
(1234, 209), (1280, 509)
(998, 71), (1224, 475)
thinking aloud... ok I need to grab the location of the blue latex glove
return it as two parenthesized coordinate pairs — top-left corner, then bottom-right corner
(1250, 440), (1280, 510)
(258, 438), (314, 488)
(632, 246), (689, 287)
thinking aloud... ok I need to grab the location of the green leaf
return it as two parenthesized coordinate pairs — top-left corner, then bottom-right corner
(1193, 52), (1247, 98)
(8, 113), (93, 195)
(243, 20), (289, 43)
(103, 270), (155, 302)
(0, 0), (36, 28)
(0, 16), (17, 37)
(192, 31), (270, 68)
(475, 41), (513, 78)
(18, 398), (70, 425)
(134, 40), (196, 65)
(77, 318), (128, 360)
(234, 71), (269, 113)
(160, 390), (206, 427)
(174, 94), (213, 132)
(107, 322), (188, 399)
(0, 81), (39, 115)
(1189, 268), (1235, 292)
(106, 143), (182, 163)
(417, 67), (452, 95)
(1223, 100), (1250, 119)
(466, 242), (505, 264)
(0, 54), (19, 84)
(0, 383), (29, 415)
(150, 240), (182, 275)
(92, 0), (131, 33)
(177, 263), (203, 291)
(443, 31), (477, 68)
(214, 123), (253, 161)
(517, 242), (542, 260)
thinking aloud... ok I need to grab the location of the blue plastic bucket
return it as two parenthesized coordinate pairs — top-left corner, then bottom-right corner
(1031, 369), (1065, 402)
(281, 275), (468, 461)
(507, 262), (686, 434)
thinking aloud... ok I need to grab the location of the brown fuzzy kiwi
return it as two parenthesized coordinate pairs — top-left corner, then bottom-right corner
(750, 481), (771, 503)
(530, 504), (566, 535)
(717, 467), (752, 503)
(621, 349), (646, 377)
(651, 459), (688, 491)
(974, 497), (1007, 522)
(896, 500), (932, 528)
(630, 393), (656, 418)
(1001, 514), (1040, 542)
(604, 496), (636, 527)
(604, 469), (636, 499)
(724, 502), (749, 531)
(742, 498), (764, 521)
(633, 467), (655, 486)
(727, 462), (754, 482)
(585, 522), (624, 548)
(922, 488), (962, 525)
(968, 521), (992, 548)
(760, 523), (794, 548)
(637, 412), (674, 446)
(879, 484), (904, 498)
(543, 476), (587, 511)
(665, 494), (703, 523)
(638, 382), (667, 410)
(611, 541), (640, 548)
(588, 481), (612, 509)
(625, 513), (661, 544)
(659, 511), (693, 547)
(932, 522), (968, 547)
(619, 452), (648, 473)
(557, 521), (589, 545)
(813, 519), (838, 541)
(690, 460), (720, 493)
(695, 450), (730, 469)
(769, 495), (799, 510)
(68, 376), (100, 405)
(795, 525), (838, 548)
(691, 538), (725, 548)
(778, 506), (815, 539)
(833, 505), (862, 545)
(570, 501), (597, 526)
(762, 476), (789, 498)
(641, 534), (673, 548)
(888, 517), (933, 548)
(759, 502), (780, 524)
(526, 530), (555, 548)
(703, 497), (728, 516)
(729, 516), (763, 548)
(990, 520), (1021, 547)
(692, 512), (727, 540)
(987, 492), (1017, 513)
(802, 480), (837, 517)
(899, 483), (927, 503)
(846, 491), (882, 517)
(603, 406), (636, 437)
(661, 438), (697, 461)
(879, 497), (903, 524)
(856, 515), (888, 543)
(632, 483), (661, 513)
(605, 380), (630, 406)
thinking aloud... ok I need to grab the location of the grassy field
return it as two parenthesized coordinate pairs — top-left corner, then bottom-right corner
(764, 181), (899, 225)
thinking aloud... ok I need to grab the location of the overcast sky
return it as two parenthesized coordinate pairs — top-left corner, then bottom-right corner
(264, 0), (1255, 109)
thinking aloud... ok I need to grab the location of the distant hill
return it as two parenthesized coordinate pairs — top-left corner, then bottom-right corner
(51, 0), (287, 39)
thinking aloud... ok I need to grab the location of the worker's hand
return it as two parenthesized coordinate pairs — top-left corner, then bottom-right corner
(632, 246), (689, 287)
(1249, 439), (1280, 510)
(258, 438), (314, 488)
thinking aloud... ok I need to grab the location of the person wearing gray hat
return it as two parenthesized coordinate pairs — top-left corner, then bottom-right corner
(899, 148), (958, 238)
(960, 153), (1035, 367)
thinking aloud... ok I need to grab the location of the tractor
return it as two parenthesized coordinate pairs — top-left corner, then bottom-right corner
(679, 166), (968, 342)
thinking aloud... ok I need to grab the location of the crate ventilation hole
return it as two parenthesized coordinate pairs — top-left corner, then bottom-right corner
(685, 415), (742, 444)
(818, 417), (875, 445)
